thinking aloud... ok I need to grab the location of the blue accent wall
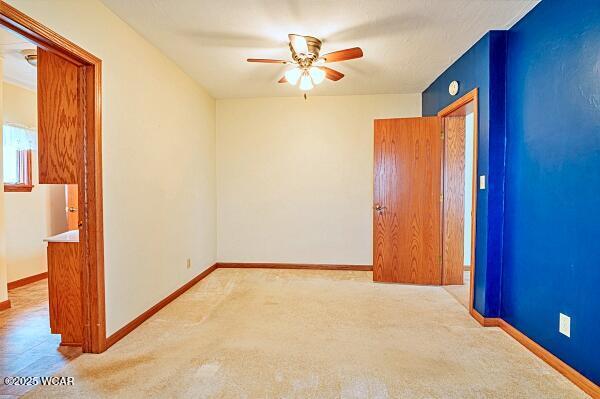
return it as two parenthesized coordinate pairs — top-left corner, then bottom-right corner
(422, 31), (507, 317)
(502, 0), (600, 384)
(423, 0), (600, 384)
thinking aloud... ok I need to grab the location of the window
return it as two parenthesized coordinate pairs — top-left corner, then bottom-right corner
(3, 124), (36, 192)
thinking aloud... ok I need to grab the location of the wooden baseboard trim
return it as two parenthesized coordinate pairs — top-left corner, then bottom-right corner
(60, 341), (82, 347)
(470, 310), (599, 398)
(7, 272), (48, 290)
(216, 262), (373, 271)
(104, 263), (218, 350)
(0, 299), (11, 311)
(496, 319), (599, 398)
(470, 308), (501, 327)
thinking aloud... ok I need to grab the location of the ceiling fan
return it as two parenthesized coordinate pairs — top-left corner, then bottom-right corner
(247, 34), (363, 91)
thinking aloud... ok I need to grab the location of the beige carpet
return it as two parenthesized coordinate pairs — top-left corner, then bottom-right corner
(26, 269), (588, 398)
(443, 270), (471, 309)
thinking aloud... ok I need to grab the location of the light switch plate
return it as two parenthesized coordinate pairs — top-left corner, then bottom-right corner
(559, 313), (571, 337)
(479, 175), (486, 190)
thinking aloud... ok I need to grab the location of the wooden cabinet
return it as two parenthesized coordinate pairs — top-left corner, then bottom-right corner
(37, 48), (82, 184)
(47, 239), (82, 346)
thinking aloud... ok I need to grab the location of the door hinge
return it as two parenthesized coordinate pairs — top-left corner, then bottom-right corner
(441, 129), (445, 140)
(439, 255), (443, 265)
(440, 194), (444, 202)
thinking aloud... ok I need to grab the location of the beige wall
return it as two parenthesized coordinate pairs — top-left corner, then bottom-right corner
(216, 94), (421, 265)
(3, 82), (36, 126)
(0, 59), (7, 302)
(2, 81), (62, 283)
(3, 166), (50, 283)
(8, 0), (217, 334)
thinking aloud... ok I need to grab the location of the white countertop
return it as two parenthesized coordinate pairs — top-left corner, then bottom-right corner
(44, 230), (79, 243)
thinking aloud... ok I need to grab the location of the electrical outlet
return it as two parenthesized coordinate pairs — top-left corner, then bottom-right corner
(186, 258), (192, 269)
(559, 313), (571, 337)
(479, 175), (486, 190)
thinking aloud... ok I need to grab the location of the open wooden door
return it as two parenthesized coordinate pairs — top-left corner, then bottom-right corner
(373, 117), (443, 284)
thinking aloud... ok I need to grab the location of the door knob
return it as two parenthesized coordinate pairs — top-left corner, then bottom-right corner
(374, 204), (387, 213)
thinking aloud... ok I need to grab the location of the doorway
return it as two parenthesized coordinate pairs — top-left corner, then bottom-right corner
(439, 89), (479, 311)
(372, 89), (479, 310)
(0, 1), (105, 353)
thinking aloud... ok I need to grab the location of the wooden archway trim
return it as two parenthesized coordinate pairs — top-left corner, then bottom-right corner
(0, 1), (106, 353)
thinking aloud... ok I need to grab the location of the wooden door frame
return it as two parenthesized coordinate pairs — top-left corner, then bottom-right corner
(438, 88), (479, 313)
(0, 1), (106, 353)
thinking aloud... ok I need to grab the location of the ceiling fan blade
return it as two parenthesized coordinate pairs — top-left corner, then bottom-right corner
(322, 47), (363, 63)
(278, 76), (287, 83)
(319, 66), (344, 81)
(247, 58), (287, 64)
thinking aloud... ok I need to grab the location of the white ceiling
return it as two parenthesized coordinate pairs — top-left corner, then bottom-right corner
(103, 0), (538, 99)
(0, 27), (36, 91)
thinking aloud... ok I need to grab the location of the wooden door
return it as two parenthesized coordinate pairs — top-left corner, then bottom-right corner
(442, 116), (466, 284)
(37, 47), (82, 184)
(373, 117), (443, 284)
(66, 184), (79, 230)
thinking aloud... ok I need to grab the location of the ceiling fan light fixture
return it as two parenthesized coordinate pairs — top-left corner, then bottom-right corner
(290, 34), (309, 56)
(25, 55), (37, 67)
(284, 67), (302, 85)
(247, 34), (363, 95)
(21, 49), (37, 67)
(309, 66), (325, 85)
(299, 72), (314, 91)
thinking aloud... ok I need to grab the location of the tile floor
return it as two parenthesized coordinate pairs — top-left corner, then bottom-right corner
(0, 280), (81, 397)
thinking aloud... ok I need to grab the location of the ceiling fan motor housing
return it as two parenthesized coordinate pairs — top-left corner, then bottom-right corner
(289, 35), (322, 67)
